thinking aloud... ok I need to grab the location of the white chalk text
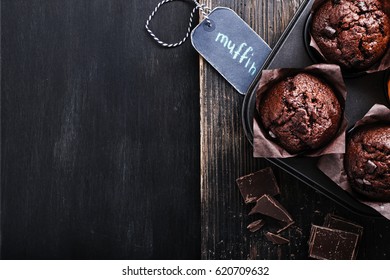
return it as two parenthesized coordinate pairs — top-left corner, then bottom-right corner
(215, 33), (257, 76)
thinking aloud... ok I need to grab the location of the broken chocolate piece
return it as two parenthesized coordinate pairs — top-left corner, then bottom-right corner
(322, 26), (336, 38)
(249, 194), (293, 224)
(365, 160), (377, 174)
(236, 168), (280, 204)
(265, 232), (289, 245)
(309, 225), (359, 260)
(323, 214), (363, 239)
(247, 219), (265, 233)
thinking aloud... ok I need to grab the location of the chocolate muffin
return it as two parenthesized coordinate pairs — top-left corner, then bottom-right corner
(345, 124), (390, 201)
(258, 73), (342, 154)
(311, 0), (390, 70)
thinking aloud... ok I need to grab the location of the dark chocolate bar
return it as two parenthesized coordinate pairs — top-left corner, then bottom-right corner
(323, 214), (363, 239)
(309, 225), (359, 260)
(236, 167), (280, 204)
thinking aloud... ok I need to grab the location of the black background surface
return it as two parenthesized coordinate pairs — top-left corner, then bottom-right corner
(2, 0), (200, 259)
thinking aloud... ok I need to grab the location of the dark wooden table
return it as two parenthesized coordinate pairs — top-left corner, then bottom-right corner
(200, 0), (390, 260)
(1, 0), (390, 260)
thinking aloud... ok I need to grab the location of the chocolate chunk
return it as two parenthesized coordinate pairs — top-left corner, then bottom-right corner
(323, 214), (363, 239)
(363, 179), (371, 185)
(249, 194), (293, 224)
(365, 160), (377, 174)
(265, 232), (289, 245)
(357, 1), (368, 12)
(355, 178), (364, 185)
(322, 26), (337, 38)
(309, 225), (359, 260)
(236, 168), (280, 204)
(332, 0), (340, 4)
(268, 130), (277, 138)
(247, 219), (265, 233)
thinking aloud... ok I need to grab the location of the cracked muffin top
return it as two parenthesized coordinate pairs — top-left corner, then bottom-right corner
(311, 0), (390, 70)
(257, 73), (342, 154)
(345, 124), (390, 201)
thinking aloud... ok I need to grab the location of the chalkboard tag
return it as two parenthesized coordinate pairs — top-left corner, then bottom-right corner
(191, 7), (271, 95)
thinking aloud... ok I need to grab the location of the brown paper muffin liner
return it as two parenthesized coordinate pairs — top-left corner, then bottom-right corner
(317, 104), (390, 219)
(309, 0), (390, 73)
(253, 64), (347, 158)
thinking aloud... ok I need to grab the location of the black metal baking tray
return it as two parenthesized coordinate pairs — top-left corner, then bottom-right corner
(242, 0), (389, 217)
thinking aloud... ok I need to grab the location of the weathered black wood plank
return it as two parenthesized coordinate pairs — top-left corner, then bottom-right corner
(200, 0), (390, 260)
(1, 0), (200, 259)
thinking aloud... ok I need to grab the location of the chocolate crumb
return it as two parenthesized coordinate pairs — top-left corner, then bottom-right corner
(364, 160), (377, 174)
(247, 219), (265, 233)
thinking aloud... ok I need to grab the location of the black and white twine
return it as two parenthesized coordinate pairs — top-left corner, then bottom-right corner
(145, 0), (211, 48)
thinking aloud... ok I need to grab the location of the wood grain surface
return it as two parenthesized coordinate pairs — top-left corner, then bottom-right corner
(200, 0), (390, 260)
(1, 0), (201, 259)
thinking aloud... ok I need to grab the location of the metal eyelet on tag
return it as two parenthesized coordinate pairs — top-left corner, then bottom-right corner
(203, 19), (215, 32)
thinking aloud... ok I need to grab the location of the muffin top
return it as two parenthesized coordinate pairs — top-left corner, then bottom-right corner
(345, 124), (390, 200)
(311, 0), (390, 70)
(258, 73), (342, 154)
